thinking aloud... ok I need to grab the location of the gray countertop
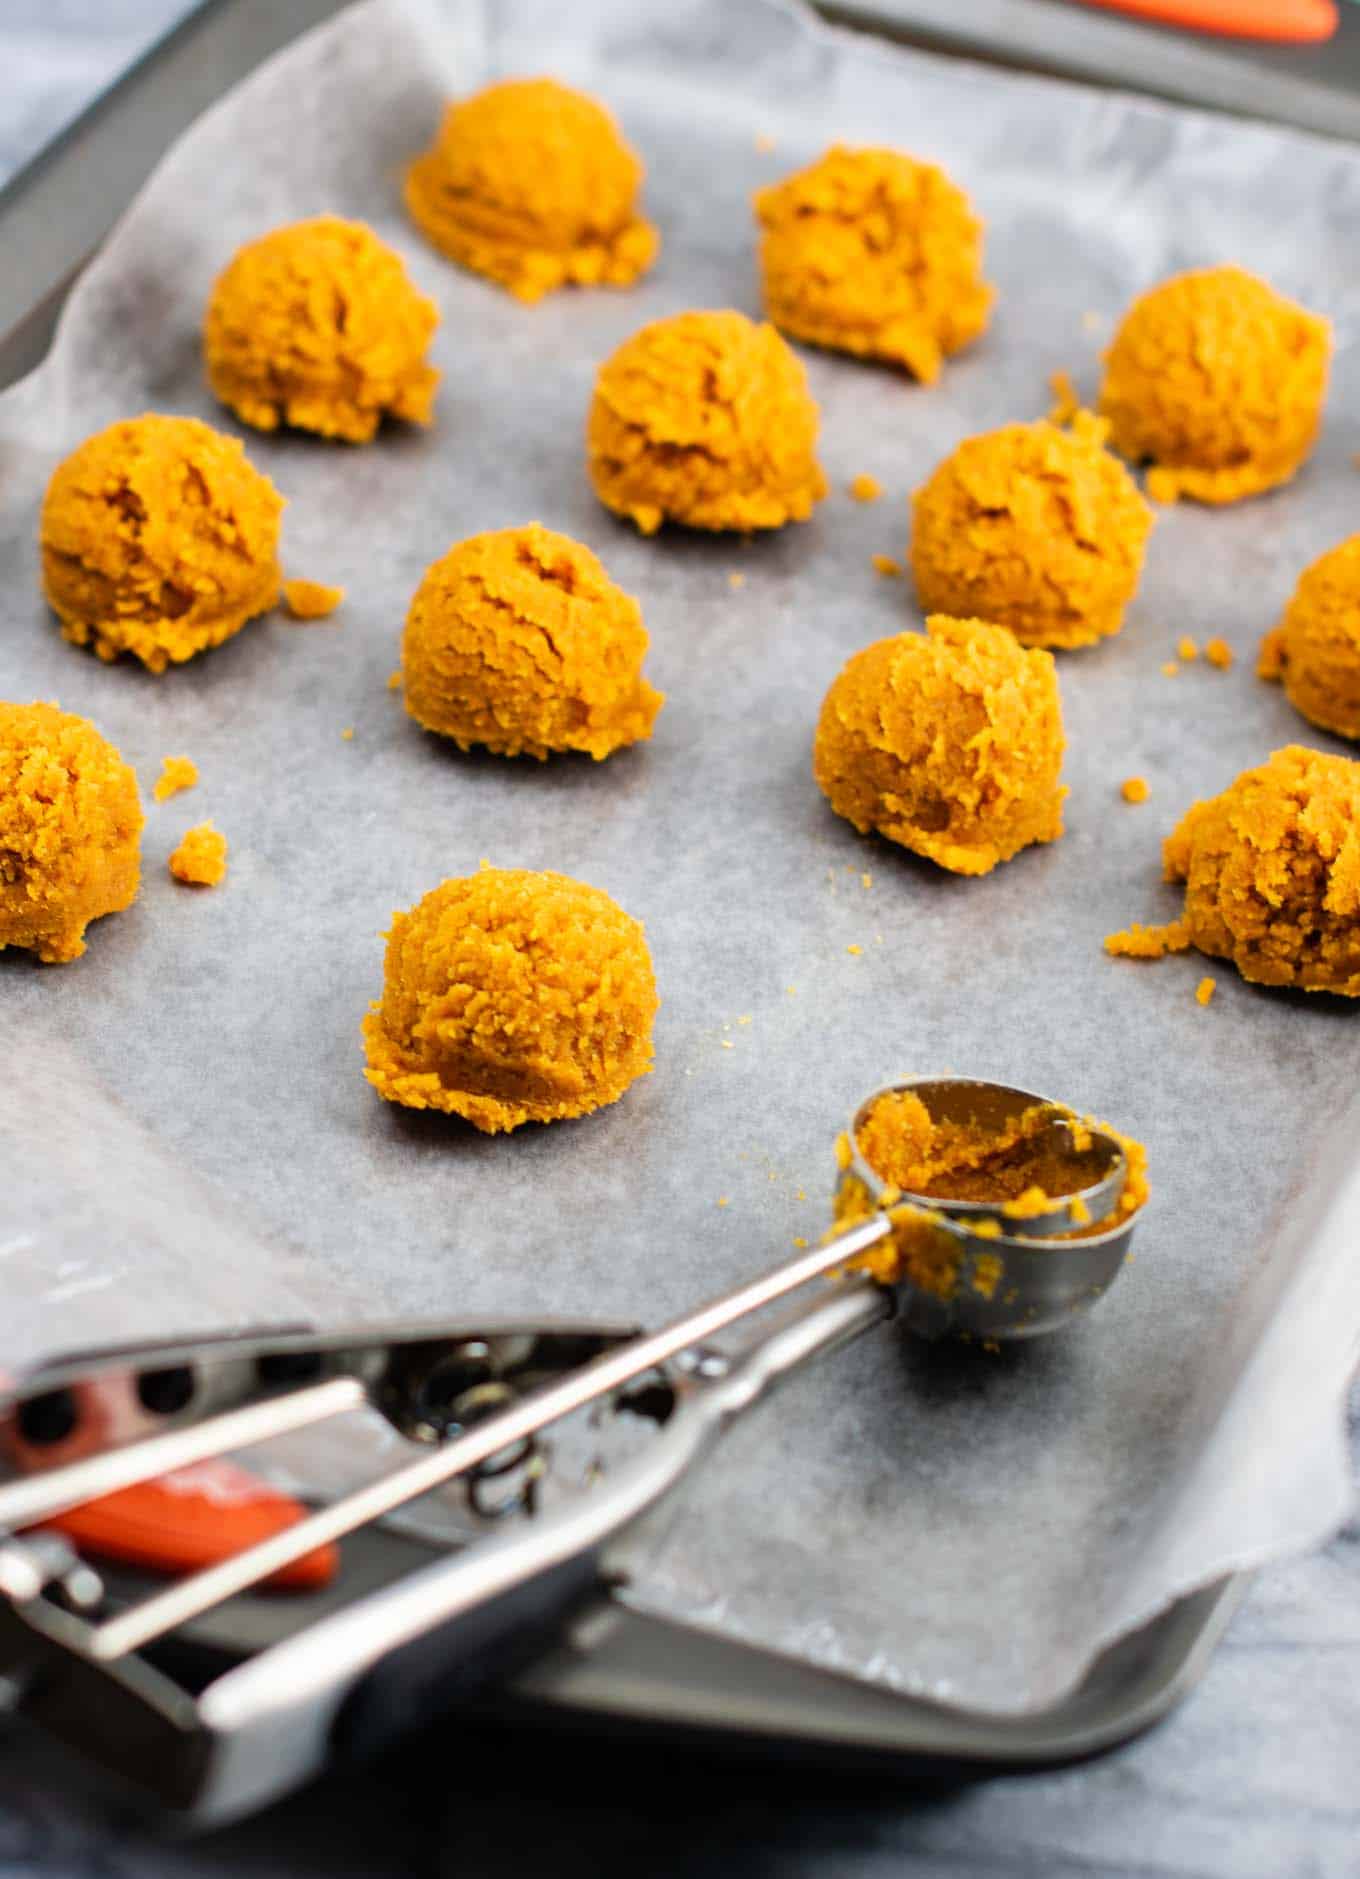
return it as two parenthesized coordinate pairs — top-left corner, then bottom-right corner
(2, 7), (1358, 1875)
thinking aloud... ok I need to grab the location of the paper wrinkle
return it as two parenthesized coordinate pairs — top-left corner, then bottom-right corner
(1, 0), (1358, 1713)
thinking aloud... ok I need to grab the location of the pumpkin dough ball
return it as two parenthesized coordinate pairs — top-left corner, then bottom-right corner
(40, 415), (283, 673)
(362, 866), (658, 1132)
(813, 614), (1066, 875)
(1162, 746), (1360, 994)
(0, 702), (143, 963)
(588, 309), (827, 534)
(404, 78), (657, 303)
(1260, 537), (1360, 741)
(402, 524), (663, 760)
(753, 145), (992, 384)
(204, 217), (439, 442)
(910, 414), (1152, 650)
(1099, 266), (1330, 505)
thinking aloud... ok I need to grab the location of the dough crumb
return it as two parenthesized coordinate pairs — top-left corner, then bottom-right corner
(728, 571), (747, 590)
(1196, 976), (1217, 1006)
(284, 578), (345, 620)
(1104, 920), (1191, 959)
(169, 822), (228, 888)
(861, 872), (873, 888)
(720, 1038), (735, 1050)
(341, 727), (355, 741)
(793, 1235), (809, 1248)
(1177, 635), (1199, 661)
(1048, 369), (1080, 425)
(849, 473), (882, 503)
(1121, 776), (1149, 804)
(154, 755), (198, 802)
(717, 1196), (731, 1208)
(1205, 637), (1234, 670)
(847, 943), (863, 955)
(387, 669), (403, 690)
(1162, 661), (1180, 677)
(872, 553), (903, 578)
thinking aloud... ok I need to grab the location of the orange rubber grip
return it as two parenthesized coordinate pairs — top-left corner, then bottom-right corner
(37, 1459), (338, 1591)
(1072, 0), (1336, 41)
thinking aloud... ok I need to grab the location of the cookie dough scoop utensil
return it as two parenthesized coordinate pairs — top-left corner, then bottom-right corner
(0, 1078), (1140, 1822)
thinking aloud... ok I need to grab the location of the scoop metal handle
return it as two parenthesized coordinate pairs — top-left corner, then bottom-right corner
(86, 1214), (896, 1662)
(192, 1276), (892, 1821)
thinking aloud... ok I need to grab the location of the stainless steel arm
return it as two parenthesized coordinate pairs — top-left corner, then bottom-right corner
(191, 1275), (891, 1822)
(90, 1216), (895, 1662)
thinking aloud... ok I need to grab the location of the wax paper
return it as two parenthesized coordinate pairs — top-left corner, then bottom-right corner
(2, 0), (1359, 1713)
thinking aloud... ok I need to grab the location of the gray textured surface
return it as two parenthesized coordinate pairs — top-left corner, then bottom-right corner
(1, 2), (1359, 1871)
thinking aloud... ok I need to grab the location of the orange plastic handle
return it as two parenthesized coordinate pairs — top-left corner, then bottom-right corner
(1073, 0), (1337, 40)
(37, 1460), (338, 1591)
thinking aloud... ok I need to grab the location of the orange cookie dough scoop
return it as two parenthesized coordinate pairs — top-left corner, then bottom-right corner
(40, 415), (283, 673)
(363, 865), (657, 1132)
(0, 702), (143, 963)
(405, 78), (657, 302)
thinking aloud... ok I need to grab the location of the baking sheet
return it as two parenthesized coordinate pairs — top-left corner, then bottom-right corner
(2, 0), (1360, 1716)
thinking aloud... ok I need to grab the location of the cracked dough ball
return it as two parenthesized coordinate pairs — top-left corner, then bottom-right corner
(754, 145), (992, 383)
(404, 78), (657, 302)
(402, 524), (663, 760)
(813, 614), (1066, 875)
(1099, 266), (1330, 505)
(363, 866), (658, 1131)
(40, 414), (283, 673)
(587, 309), (827, 534)
(1259, 536), (1360, 741)
(204, 216), (440, 442)
(910, 414), (1152, 650)
(0, 702), (143, 963)
(1164, 745), (1360, 994)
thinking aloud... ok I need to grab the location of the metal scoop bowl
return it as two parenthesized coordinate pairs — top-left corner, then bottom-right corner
(839, 1076), (1140, 1342)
